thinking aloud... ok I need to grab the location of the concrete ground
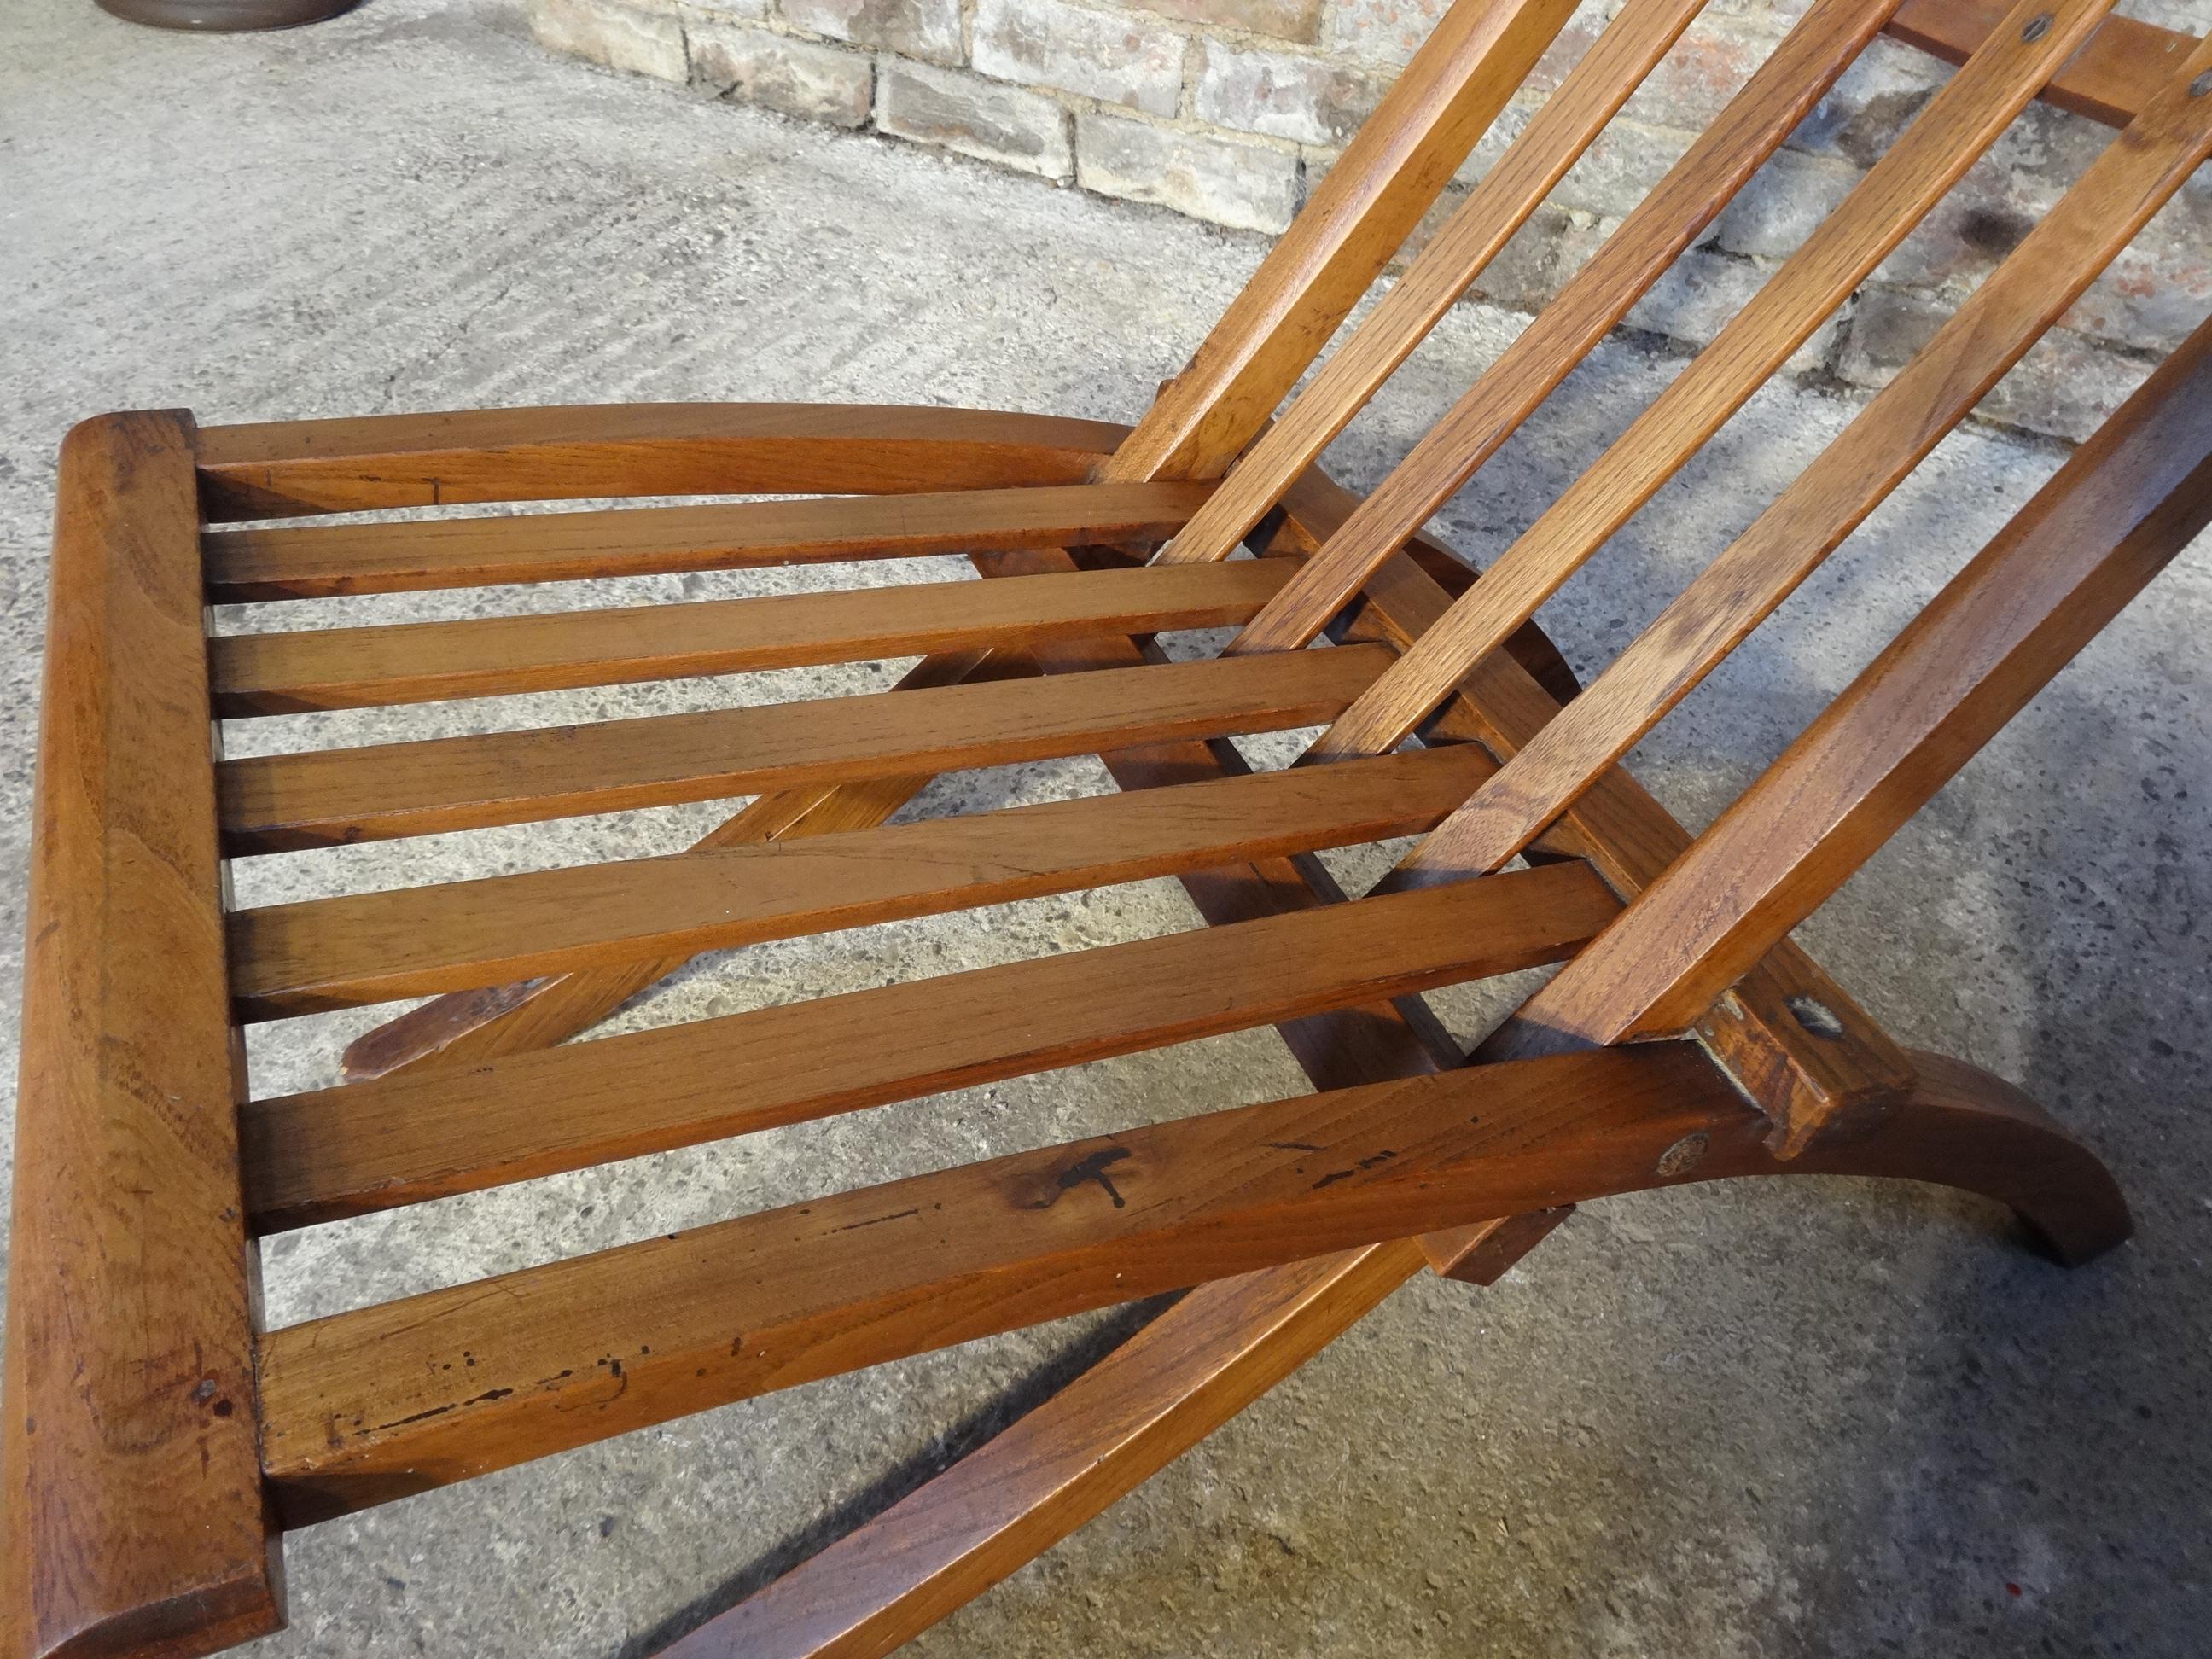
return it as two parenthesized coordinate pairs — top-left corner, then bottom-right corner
(3, 1), (2208, 1653)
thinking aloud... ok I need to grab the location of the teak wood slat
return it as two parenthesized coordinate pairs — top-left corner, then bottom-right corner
(192, 404), (1130, 519)
(1156, 0), (1713, 568)
(255, 1041), (2126, 1525)
(216, 643), (1396, 852)
(202, 479), (1215, 602)
(227, 744), (1499, 1017)
(1515, 306), (2212, 1049)
(660, 1240), (1440, 1659)
(210, 556), (1291, 714)
(1104, 0), (1583, 482)
(2, 415), (282, 1656)
(240, 861), (1619, 1233)
(1320, 520), (1918, 1152)
(8, 0), (2204, 1652)
(1220, 0), (1902, 651)
(1308, 0), (2118, 759)
(335, 644), (1028, 1080)
(1393, 37), (2212, 885)
(1886, 0), (2197, 125)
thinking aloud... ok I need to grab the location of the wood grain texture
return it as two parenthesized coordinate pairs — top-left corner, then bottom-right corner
(1417, 1208), (1574, 1285)
(256, 1039), (2126, 1522)
(1514, 308), (2212, 1048)
(203, 480), (1212, 602)
(192, 405), (1128, 521)
(1342, 544), (1918, 1150)
(211, 557), (1287, 715)
(1886, 0), (2200, 126)
(1394, 38), (2212, 886)
(216, 643), (1397, 853)
(229, 744), (1499, 1018)
(1227, 0), (1903, 654)
(1308, 0), (2117, 760)
(1157, 0), (1709, 568)
(655, 1242), (1433, 1659)
(240, 861), (1619, 1232)
(335, 650), (1016, 1080)
(1, 415), (282, 1658)
(1106, 0), (1582, 483)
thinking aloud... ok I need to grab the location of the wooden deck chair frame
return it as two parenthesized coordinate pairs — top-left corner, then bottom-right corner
(5, 0), (2209, 1651)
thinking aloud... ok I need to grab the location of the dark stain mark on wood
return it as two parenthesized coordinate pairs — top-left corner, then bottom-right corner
(833, 1207), (921, 1233)
(1309, 1149), (1397, 1190)
(1027, 1146), (1134, 1210)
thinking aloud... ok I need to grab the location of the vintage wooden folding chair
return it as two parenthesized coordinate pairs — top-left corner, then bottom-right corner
(6, 0), (2209, 1650)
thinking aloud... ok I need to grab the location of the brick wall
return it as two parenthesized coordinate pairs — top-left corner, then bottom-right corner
(527, 0), (2211, 439)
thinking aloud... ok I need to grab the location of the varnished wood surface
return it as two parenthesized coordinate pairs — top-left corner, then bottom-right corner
(1301, 499), (1920, 1150)
(336, 650), (1018, 1080)
(1309, 0), (2117, 759)
(1108, 0), (1580, 481)
(1, 415), (282, 1657)
(216, 643), (1397, 853)
(1159, 0), (1708, 568)
(211, 557), (1287, 714)
(204, 480), (1213, 601)
(12, 0), (2196, 1639)
(658, 1242), (1435, 1659)
(1886, 0), (2200, 126)
(241, 861), (1619, 1232)
(256, 1040), (2126, 1523)
(193, 404), (1129, 520)
(256, 1045), (1741, 1518)
(1392, 38), (2212, 886)
(1517, 309), (2212, 1048)
(1418, 1207), (1575, 1285)
(229, 744), (1498, 1017)
(1227, 0), (1902, 654)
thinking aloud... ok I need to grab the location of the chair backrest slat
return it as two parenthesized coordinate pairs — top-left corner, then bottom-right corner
(1216, 0), (1904, 653)
(1307, 0), (2119, 761)
(1158, 0), (1715, 568)
(1511, 306), (2212, 1048)
(1388, 33), (2212, 887)
(1102, 0), (1583, 486)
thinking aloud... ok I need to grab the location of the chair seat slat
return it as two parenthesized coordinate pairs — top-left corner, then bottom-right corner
(192, 404), (1130, 521)
(253, 1042), (1728, 1522)
(212, 558), (1288, 715)
(204, 480), (1214, 601)
(1391, 36), (2212, 886)
(229, 744), (1498, 1018)
(1224, 0), (1902, 655)
(1307, 0), (2117, 760)
(240, 860), (1620, 1233)
(215, 643), (1398, 853)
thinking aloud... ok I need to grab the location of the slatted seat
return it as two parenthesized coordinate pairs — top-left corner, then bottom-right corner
(6, 1), (2210, 1653)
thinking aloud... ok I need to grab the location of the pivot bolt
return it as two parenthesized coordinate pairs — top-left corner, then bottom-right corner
(1787, 995), (1845, 1039)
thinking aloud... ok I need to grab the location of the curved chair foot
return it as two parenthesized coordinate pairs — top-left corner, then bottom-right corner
(1790, 1049), (2132, 1266)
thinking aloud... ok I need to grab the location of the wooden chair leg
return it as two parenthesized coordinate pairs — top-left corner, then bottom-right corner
(652, 1242), (1429, 1659)
(1792, 1050), (2131, 1267)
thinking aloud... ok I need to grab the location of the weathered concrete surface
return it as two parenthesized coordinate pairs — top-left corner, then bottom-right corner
(1, 1), (2206, 1654)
